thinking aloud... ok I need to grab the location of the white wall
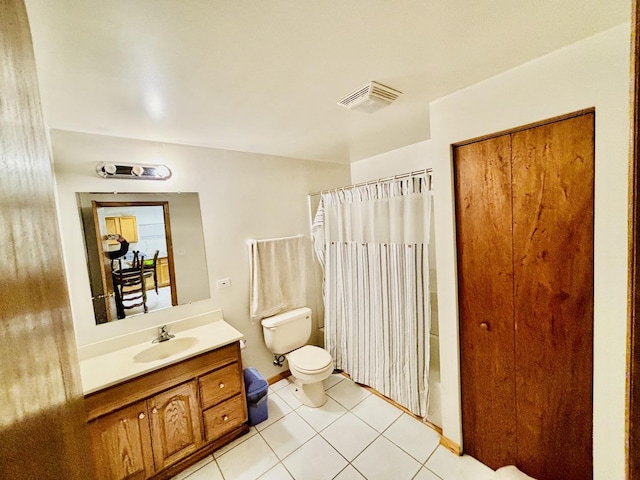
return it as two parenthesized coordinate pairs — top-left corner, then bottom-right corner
(429, 24), (630, 479)
(350, 140), (433, 183)
(52, 129), (350, 380)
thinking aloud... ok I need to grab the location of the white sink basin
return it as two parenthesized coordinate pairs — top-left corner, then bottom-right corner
(133, 337), (199, 363)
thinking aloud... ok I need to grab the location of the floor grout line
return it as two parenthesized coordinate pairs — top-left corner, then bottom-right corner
(178, 375), (483, 480)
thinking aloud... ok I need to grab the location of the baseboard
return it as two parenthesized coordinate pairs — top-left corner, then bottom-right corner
(267, 369), (291, 385)
(440, 435), (462, 456)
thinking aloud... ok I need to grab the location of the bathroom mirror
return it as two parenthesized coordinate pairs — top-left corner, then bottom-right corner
(77, 192), (210, 325)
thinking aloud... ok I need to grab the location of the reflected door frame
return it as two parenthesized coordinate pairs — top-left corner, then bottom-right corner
(92, 200), (177, 322)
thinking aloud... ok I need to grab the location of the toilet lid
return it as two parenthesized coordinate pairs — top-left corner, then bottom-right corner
(288, 345), (332, 373)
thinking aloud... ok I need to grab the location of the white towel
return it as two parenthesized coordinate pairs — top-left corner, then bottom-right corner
(248, 234), (306, 323)
(492, 466), (536, 480)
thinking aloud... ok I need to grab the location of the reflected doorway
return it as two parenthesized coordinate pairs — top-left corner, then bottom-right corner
(91, 201), (177, 323)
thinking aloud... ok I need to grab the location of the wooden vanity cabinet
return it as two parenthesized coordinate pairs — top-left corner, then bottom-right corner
(85, 342), (248, 480)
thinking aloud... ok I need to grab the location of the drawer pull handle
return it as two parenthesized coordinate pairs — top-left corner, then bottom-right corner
(219, 383), (225, 389)
(223, 415), (229, 422)
(138, 413), (145, 420)
(152, 407), (158, 414)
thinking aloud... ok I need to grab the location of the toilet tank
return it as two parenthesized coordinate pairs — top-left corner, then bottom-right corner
(261, 307), (312, 355)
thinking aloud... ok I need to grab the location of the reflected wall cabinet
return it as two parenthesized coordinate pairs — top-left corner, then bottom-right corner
(105, 215), (139, 244)
(454, 111), (594, 480)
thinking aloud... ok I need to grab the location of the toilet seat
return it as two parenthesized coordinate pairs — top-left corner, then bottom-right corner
(287, 345), (332, 374)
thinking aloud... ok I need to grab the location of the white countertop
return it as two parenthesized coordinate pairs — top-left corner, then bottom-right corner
(79, 318), (244, 395)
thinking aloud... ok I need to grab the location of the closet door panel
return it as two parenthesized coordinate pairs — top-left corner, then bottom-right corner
(511, 113), (594, 480)
(454, 135), (517, 469)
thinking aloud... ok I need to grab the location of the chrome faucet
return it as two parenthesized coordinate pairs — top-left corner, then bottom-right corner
(153, 325), (175, 343)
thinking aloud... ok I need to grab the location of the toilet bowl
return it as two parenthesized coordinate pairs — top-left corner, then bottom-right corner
(261, 307), (334, 408)
(287, 345), (333, 407)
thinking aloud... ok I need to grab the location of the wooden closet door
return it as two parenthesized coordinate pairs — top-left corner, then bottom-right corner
(454, 134), (517, 469)
(511, 113), (594, 480)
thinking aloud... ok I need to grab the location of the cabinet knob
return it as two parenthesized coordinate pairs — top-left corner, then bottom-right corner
(138, 413), (145, 420)
(223, 415), (229, 422)
(152, 407), (158, 414)
(219, 383), (225, 389)
(480, 322), (489, 331)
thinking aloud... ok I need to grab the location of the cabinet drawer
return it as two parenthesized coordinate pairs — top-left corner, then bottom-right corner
(202, 394), (247, 442)
(199, 363), (242, 409)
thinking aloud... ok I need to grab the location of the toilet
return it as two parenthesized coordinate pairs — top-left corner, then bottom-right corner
(261, 307), (333, 407)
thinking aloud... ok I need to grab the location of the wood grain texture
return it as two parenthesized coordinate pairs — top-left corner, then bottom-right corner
(455, 113), (594, 478)
(86, 342), (249, 479)
(202, 394), (248, 442)
(512, 113), (594, 480)
(88, 401), (154, 480)
(629, 1), (640, 478)
(0, 1), (94, 478)
(199, 362), (244, 409)
(454, 134), (518, 469)
(149, 382), (203, 470)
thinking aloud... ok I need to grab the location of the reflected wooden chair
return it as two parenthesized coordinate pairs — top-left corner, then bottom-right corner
(142, 250), (160, 294)
(130, 250), (142, 268)
(113, 256), (148, 314)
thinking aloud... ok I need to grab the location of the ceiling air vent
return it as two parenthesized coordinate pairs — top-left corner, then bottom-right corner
(337, 81), (402, 113)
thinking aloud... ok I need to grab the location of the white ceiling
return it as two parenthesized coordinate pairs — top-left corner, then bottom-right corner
(25, 0), (630, 163)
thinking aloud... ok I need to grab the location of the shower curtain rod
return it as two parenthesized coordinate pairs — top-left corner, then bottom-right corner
(308, 168), (432, 197)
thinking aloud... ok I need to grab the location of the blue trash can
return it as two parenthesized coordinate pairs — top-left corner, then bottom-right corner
(243, 367), (269, 426)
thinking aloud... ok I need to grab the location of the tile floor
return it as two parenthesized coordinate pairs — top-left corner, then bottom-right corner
(172, 374), (494, 480)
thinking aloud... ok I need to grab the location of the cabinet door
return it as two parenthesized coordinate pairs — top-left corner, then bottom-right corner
(158, 257), (171, 287)
(511, 113), (594, 480)
(87, 402), (154, 480)
(118, 216), (139, 243)
(105, 216), (139, 243)
(148, 381), (203, 471)
(105, 217), (119, 246)
(454, 134), (517, 469)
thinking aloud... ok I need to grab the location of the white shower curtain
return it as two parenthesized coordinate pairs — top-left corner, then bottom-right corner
(312, 176), (431, 416)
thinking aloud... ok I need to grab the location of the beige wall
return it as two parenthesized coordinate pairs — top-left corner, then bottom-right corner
(52, 129), (350, 380)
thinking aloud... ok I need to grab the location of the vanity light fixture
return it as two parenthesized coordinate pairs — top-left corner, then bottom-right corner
(96, 162), (172, 180)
